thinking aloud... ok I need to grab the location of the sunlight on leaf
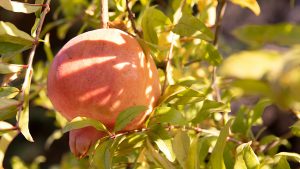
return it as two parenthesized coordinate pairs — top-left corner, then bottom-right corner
(150, 107), (187, 126)
(234, 142), (260, 169)
(230, 0), (260, 16)
(146, 139), (176, 169)
(172, 130), (190, 168)
(0, 0), (41, 13)
(0, 121), (18, 169)
(63, 117), (108, 133)
(210, 119), (234, 169)
(92, 139), (113, 169)
(275, 152), (300, 163)
(0, 87), (19, 99)
(0, 63), (24, 74)
(141, 7), (172, 45)
(114, 106), (147, 132)
(173, 13), (213, 41)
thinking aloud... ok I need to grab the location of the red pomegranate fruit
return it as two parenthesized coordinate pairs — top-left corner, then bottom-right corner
(47, 28), (161, 157)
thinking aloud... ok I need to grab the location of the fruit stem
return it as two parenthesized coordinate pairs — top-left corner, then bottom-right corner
(100, 0), (109, 29)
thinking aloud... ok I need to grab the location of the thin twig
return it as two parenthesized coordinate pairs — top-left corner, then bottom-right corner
(0, 126), (19, 133)
(211, 0), (227, 102)
(109, 124), (243, 145)
(17, 0), (51, 127)
(125, 0), (142, 37)
(100, 0), (109, 29)
(184, 59), (202, 67)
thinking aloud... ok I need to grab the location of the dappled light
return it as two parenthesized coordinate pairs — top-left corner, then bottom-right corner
(48, 29), (161, 127)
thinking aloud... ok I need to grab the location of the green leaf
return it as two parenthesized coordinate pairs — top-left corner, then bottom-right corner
(250, 99), (271, 125)
(0, 21), (34, 44)
(0, 98), (18, 121)
(275, 152), (300, 163)
(114, 106), (147, 132)
(0, 0), (41, 13)
(0, 21), (33, 55)
(149, 107), (187, 126)
(45, 129), (63, 149)
(57, 22), (72, 40)
(231, 79), (272, 97)
(204, 42), (223, 66)
(291, 120), (300, 137)
(172, 130), (190, 168)
(230, 0), (260, 16)
(234, 142), (260, 169)
(220, 50), (281, 79)
(0, 122), (18, 169)
(0, 98), (20, 112)
(0, 86), (19, 98)
(199, 136), (217, 168)
(43, 33), (54, 61)
(0, 42), (28, 55)
(0, 63), (25, 74)
(115, 133), (146, 156)
(31, 18), (40, 37)
(233, 23), (300, 47)
(231, 106), (249, 135)
(159, 85), (205, 105)
(173, 13), (213, 41)
(145, 139), (176, 169)
(17, 102), (34, 142)
(274, 157), (290, 169)
(192, 100), (230, 124)
(141, 7), (172, 44)
(149, 133), (175, 162)
(62, 117), (108, 133)
(209, 119), (234, 169)
(185, 136), (200, 169)
(93, 139), (113, 169)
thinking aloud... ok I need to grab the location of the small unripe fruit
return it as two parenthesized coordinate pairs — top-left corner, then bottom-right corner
(47, 28), (161, 157)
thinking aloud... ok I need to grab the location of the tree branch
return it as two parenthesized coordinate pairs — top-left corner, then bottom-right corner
(17, 0), (51, 127)
(100, 0), (109, 29)
(125, 0), (142, 37)
(211, 0), (227, 102)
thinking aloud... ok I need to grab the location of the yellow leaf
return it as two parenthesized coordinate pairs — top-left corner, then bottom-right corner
(230, 0), (260, 16)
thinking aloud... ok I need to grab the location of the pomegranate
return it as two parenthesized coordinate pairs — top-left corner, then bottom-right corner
(47, 28), (161, 157)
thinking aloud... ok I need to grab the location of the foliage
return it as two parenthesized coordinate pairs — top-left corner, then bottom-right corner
(0, 0), (300, 168)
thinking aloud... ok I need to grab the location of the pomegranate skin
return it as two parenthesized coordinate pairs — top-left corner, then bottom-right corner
(47, 28), (161, 156)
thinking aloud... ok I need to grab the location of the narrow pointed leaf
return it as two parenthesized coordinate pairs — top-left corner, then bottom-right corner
(173, 13), (213, 41)
(0, 122), (18, 169)
(150, 107), (187, 126)
(210, 119), (234, 169)
(146, 140), (176, 169)
(0, 63), (25, 74)
(274, 157), (290, 169)
(93, 139), (113, 169)
(172, 130), (190, 168)
(0, 0), (41, 13)
(114, 106), (147, 132)
(141, 7), (172, 44)
(0, 87), (19, 98)
(275, 152), (300, 163)
(63, 117), (108, 133)
(230, 0), (260, 16)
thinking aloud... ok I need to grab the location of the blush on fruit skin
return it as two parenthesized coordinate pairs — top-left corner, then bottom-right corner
(47, 28), (161, 157)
